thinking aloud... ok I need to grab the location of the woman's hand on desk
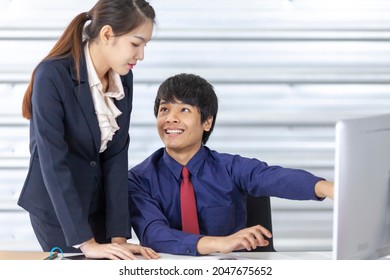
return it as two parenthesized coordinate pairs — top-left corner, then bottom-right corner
(197, 225), (272, 255)
(80, 238), (159, 260)
(121, 243), (160, 259)
(112, 237), (160, 259)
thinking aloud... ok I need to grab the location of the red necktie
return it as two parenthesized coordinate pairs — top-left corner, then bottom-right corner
(180, 166), (200, 234)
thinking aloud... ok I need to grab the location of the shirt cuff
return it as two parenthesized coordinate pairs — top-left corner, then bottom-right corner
(72, 242), (86, 249)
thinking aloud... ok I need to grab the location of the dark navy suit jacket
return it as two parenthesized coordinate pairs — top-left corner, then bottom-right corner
(18, 56), (133, 246)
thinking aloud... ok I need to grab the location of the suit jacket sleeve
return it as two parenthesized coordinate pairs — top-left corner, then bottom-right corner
(31, 61), (93, 245)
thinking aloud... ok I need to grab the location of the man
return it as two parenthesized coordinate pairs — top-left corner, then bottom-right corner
(128, 73), (334, 256)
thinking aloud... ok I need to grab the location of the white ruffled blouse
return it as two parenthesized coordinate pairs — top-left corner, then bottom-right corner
(84, 43), (124, 153)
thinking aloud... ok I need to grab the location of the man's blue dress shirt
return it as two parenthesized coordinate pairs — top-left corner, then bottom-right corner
(128, 146), (323, 256)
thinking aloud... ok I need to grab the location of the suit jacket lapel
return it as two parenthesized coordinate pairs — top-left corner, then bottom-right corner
(72, 58), (101, 153)
(114, 83), (130, 124)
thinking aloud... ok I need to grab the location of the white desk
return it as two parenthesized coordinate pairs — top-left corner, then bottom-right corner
(2, 251), (389, 280)
(61, 251), (390, 260)
(60, 251), (332, 260)
(157, 251), (332, 260)
(160, 251), (390, 260)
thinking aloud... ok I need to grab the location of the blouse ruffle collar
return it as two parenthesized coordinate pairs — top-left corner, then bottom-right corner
(84, 43), (125, 152)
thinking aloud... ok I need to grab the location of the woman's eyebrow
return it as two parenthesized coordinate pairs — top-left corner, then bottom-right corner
(134, 35), (147, 42)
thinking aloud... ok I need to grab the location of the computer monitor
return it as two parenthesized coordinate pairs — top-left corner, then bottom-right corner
(333, 113), (390, 260)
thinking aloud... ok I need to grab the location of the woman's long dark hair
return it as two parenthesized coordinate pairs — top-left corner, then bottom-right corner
(22, 0), (155, 119)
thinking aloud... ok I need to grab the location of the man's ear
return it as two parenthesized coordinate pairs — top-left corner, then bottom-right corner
(99, 25), (114, 44)
(203, 116), (214, 132)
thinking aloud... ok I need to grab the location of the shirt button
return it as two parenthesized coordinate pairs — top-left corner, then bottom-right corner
(89, 161), (96, 167)
(186, 248), (192, 255)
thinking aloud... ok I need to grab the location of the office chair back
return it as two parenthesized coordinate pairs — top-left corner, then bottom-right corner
(246, 195), (275, 252)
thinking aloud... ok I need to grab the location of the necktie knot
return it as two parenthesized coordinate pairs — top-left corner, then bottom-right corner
(182, 166), (190, 178)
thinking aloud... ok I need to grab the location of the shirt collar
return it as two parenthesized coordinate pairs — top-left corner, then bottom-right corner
(84, 42), (124, 99)
(162, 146), (208, 180)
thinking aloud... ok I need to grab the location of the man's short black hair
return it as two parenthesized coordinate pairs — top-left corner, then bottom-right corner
(154, 73), (218, 144)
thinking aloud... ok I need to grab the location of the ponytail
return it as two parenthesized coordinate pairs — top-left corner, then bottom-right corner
(22, 0), (155, 120)
(22, 12), (90, 119)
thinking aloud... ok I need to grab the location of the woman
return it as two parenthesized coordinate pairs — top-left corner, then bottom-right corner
(18, 0), (158, 260)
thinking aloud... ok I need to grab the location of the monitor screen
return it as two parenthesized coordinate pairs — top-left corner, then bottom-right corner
(333, 113), (390, 260)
